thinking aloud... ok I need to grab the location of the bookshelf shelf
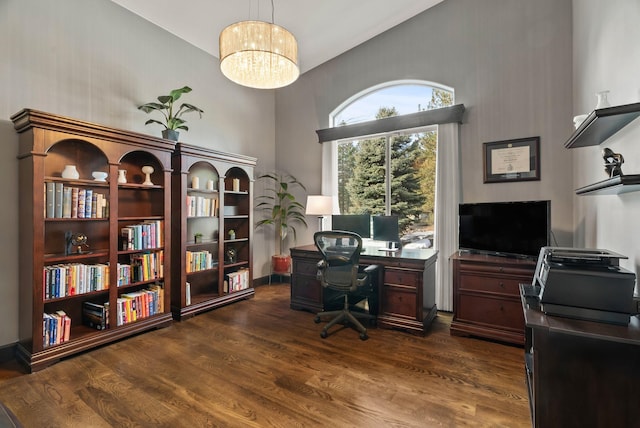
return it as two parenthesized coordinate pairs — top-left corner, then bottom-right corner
(186, 266), (220, 276)
(118, 183), (164, 190)
(171, 142), (256, 320)
(45, 218), (110, 223)
(223, 261), (249, 269)
(13, 108), (174, 372)
(117, 247), (164, 255)
(43, 288), (109, 303)
(45, 177), (111, 188)
(44, 249), (110, 262)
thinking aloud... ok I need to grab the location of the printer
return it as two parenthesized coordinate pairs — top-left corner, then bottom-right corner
(532, 247), (636, 325)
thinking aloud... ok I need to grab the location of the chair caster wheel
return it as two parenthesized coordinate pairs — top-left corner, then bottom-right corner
(314, 316), (321, 324)
(320, 331), (328, 338)
(360, 333), (368, 341)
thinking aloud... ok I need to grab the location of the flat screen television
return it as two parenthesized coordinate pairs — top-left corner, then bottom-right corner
(458, 200), (550, 259)
(331, 214), (371, 238)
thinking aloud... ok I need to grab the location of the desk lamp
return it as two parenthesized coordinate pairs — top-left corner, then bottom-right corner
(306, 195), (333, 231)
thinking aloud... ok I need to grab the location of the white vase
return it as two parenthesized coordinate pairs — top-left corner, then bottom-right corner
(61, 165), (80, 179)
(117, 169), (127, 184)
(141, 165), (154, 186)
(595, 90), (611, 109)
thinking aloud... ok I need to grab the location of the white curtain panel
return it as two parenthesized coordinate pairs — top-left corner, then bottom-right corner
(434, 123), (460, 312)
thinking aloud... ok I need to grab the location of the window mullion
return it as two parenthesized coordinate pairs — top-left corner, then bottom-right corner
(385, 135), (391, 215)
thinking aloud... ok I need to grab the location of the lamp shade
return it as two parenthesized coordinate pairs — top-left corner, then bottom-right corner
(305, 195), (333, 215)
(219, 20), (299, 89)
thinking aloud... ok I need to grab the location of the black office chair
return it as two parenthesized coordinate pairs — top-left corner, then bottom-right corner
(313, 230), (378, 340)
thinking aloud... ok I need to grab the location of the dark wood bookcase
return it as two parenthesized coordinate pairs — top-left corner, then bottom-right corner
(171, 143), (256, 320)
(12, 109), (175, 372)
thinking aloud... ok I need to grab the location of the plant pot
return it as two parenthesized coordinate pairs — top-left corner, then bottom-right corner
(162, 129), (180, 141)
(272, 254), (291, 274)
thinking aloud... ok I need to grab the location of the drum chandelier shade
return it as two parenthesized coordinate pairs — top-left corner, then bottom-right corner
(219, 20), (299, 89)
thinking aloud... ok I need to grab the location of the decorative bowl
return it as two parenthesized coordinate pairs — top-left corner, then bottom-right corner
(92, 171), (108, 182)
(573, 114), (588, 129)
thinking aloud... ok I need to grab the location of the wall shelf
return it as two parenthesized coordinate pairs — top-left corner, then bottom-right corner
(565, 102), (640, 149)
(565, 102), (640, 195)
(576, 175), (640, 195)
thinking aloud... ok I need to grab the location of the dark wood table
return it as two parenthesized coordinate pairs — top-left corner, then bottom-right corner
(520, 284), (640, 427)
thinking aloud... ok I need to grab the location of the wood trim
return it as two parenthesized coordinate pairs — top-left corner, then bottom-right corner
(315, 104), (465, 143)
(0, 343), (17, 364)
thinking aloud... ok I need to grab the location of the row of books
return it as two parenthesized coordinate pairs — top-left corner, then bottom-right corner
(55, 283), (166, 339)
(186, 195), (218, 218)
(121, 221), (163, 250)
(83, 301), (108, 330)
(186, 250), (217, 273)
(129, 251), (164, 283)
(224, 269), (250, 293)
(43, 310), (71, 348)
(45, 182), (108, 219)
(116, 284), (165, 326)
(43, 263), (109, 300)
(116, 251), (165, 286)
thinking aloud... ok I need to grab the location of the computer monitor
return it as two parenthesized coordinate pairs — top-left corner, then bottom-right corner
(331, 214), (371, 238)
(372, 215), (400, 250)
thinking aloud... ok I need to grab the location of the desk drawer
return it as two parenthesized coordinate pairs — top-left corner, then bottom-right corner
(381, 285), (417, 320)
(457, 294), (524, 331)
(293, 258), (320, 276)
(384, 268), (420, 288)
(458, 261), (533, 278)
(458, 274), (522, 296)
(291, 274), (321, 302)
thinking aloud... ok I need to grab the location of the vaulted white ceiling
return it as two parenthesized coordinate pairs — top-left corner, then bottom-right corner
(109, 0), (443, 74)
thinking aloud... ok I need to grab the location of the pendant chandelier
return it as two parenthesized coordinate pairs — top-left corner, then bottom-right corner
(219, 0), (299, 89)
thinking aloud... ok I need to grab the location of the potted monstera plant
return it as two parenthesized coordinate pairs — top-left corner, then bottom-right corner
(256, 172), (308, 274)
(138, 86), (204, 141)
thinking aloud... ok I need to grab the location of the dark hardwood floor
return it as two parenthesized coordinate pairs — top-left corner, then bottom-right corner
(0, 284), (530, 427)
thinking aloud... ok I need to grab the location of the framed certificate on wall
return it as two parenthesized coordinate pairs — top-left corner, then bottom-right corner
(483, 136), (540, 183)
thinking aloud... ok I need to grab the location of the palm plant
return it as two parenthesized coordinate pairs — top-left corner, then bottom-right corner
(256, 172), (308, 255)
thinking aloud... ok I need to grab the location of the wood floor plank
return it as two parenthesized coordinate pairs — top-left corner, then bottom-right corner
(0, 284), (530, 427)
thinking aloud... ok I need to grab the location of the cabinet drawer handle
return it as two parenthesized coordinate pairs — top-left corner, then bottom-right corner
(499, 282), (504, 288)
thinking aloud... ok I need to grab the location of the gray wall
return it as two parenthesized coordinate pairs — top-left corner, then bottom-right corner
(0, 0), (276, 347)
(572, 0), (640, 283)
(276, 0), (575, 250)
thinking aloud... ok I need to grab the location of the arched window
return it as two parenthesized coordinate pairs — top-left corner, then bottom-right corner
(332, 80), (454, 126)
(320, 80), (461, 311)
(328, 81), (454, 249)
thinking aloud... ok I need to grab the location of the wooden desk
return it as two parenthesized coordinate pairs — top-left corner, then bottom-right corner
(290, 245), (437, 334)
(520, 284), (640, 427)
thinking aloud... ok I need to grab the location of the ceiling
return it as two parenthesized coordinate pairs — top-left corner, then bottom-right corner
(109, 0), (443, 74)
